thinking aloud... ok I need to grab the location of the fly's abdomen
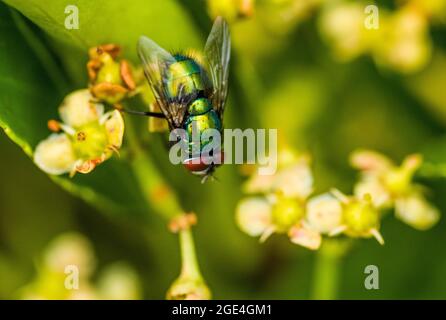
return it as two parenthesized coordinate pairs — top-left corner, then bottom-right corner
(184, 98), (221, 156)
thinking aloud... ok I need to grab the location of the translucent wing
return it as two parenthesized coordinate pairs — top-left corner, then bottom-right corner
(204, 17), (231, 120)
(138, 36), (188, 128)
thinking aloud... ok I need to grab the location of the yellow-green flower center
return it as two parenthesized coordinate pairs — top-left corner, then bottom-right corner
(343, 200), (379, 237)
(272, 197), (304, 233)
(72, 122), (108, 160)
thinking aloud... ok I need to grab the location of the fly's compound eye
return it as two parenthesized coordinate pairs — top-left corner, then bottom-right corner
(183, 151), (225, 174)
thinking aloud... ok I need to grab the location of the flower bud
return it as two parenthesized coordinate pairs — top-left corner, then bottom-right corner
(96, 54), (123, 85)
(166, 276), (211, 300)
(87, 44), (136, 104)
(342, 195), (384, 244)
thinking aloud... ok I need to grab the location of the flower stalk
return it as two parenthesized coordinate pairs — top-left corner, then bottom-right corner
(179, 228), (202, 281)
(166, 225), (211, 300)
(124, 114), (183, 220)
(311, 239), (350, 300)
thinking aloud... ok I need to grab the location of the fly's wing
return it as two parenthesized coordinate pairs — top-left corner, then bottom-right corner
(138, 36), (187, 128)
(204, 16), (231, 120)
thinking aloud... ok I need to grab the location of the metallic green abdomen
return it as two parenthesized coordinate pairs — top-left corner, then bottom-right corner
(184, 107), (221, 156)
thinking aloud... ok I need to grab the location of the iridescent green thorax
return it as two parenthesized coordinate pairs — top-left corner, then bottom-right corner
(165, 55), (207, 99)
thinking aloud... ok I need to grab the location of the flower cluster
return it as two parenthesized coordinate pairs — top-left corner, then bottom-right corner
(33, 44), (138, 176)
(318, 0), (444, 73)
(351, 150), (440, 230)
(19, 233), (141, 300)
(236, 148), (439, 250)
(210, 0), (445, 74)
(206, 0), (255, 22)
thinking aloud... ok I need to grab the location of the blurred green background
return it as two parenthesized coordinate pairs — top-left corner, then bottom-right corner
(1, 0), (446, 299)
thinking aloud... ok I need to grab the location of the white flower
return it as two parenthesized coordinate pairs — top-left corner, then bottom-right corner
(395, 192), (440, 230)
(237, 152), (322, 249)
(288, 223), (322, 250)
(59, 89), (104, 128)
(34, 134), (77, 175)
(273, 161), (313, 199)
(318, 3), (369, 61)
(243, 153), (313, 199)
(236, 197), (272, 237)
(354, 175), (392, 209)
(306, 193), (343, 234)
(34, 89), (124, 176)
(43, 232), (96, 278)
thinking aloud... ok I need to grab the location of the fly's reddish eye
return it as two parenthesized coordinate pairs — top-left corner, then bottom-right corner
(182, 151), (225, 173)
(183, 157), (209, 172)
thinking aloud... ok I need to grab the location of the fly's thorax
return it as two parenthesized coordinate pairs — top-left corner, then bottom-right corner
(165, 56), (208, 99)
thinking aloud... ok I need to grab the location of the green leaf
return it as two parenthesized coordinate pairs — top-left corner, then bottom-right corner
(0, 7), (59, 156)
(4, 0), (203, 85)
(419, 135), (446, 178)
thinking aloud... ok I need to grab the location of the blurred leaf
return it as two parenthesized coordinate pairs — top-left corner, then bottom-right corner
(419, 135), (446, 178)
(405, 50), (446, 126)
(4, 0), (203, 85)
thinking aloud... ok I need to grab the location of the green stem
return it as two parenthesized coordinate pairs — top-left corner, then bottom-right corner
(311, 239), (350, 300)
(179, 228), (202, 280)
(125, 115), (182, 220)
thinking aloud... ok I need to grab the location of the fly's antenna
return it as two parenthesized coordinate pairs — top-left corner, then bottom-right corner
(119, 108), (166, 118)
